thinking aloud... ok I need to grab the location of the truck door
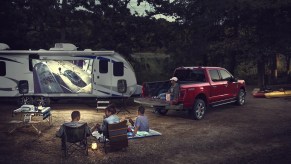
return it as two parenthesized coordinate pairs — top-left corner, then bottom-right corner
(93, 57), (112, 97)
(218, 69), (237, 100)
(208, 69), (226, 103)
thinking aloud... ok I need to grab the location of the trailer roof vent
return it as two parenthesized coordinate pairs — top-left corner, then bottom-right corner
(0, 43), (10, 50)
(49, 43), (77, 51)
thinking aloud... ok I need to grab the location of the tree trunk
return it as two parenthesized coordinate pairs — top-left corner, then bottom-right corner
(286, 55), (291, 74)
(60, 0), (68, 42)
(257, 57), (265, 90)
(229, 51), (236, 76)
(286, 55), (291, 83)
(270, 54), (278, 85)
(202, 53), (208, 66)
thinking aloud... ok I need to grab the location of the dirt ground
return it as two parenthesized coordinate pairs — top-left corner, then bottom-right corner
(1, 86), (291, 164)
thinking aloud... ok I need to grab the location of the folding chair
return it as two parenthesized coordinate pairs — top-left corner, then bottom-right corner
(102, 120), (128, 153)
(63, 123), (89, 158)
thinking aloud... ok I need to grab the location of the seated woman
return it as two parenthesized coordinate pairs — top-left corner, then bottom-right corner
(93, 104), (120, 137)
(129, 106), (149, 136)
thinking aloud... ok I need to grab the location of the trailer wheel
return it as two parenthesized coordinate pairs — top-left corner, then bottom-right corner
(236, 89), (246, 106)
(191, 99), (206, 120)
(34, 97), (51, 106)
(18, 96), (33, 105)
(155, 106), (168, 115)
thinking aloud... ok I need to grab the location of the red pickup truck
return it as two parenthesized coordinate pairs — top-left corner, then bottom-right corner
(134, 66), (246, 120)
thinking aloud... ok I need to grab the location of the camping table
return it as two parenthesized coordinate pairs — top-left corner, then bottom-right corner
(9, 106), (52, 135)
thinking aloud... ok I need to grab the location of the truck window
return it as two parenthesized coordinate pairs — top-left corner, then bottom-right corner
(113, 62), (124, 76)
(174, 69), (205, 82)
(99, 60), (108, 73)
(0, 61), (6, 76)
(190, 70), (205, 82)
(209, 70), (220, 82)
(219, 70), (233, 81)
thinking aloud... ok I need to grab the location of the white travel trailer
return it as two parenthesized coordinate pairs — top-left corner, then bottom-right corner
(0, 43), (138, 105)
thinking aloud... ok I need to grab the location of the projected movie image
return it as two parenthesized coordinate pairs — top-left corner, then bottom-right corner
(33, 59), (92, 94)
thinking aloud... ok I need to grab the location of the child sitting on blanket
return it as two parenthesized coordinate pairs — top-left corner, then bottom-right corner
(129, 106), (149, 136)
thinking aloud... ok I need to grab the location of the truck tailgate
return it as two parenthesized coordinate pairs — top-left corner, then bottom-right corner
(134, 98), (183, 110)
(134, 97), (170, 107)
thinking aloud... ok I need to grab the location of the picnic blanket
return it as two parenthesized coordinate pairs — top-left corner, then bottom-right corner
(92, 129), (162, 140)
(127, 129), (162, 139)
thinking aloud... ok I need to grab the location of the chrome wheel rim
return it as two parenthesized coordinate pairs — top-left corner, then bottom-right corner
(35, 97), (48, 106)
(22, 97), (31, 104)
(239, 91), (245, 105)
(196, 102), (205, 119)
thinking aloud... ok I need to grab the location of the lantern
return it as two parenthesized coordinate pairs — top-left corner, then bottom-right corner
(91, 142), (98, 150)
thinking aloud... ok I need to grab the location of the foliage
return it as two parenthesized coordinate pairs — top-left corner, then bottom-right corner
(1, 0), (291, 85)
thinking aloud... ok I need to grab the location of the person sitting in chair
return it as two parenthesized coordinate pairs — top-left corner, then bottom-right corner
(56, 111), (91, 150)
(93, 104), (120, 136)
(129, 106), (149, 136)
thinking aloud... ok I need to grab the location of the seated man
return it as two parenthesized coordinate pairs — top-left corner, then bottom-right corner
(93, 104), (120, 137)
(56, 111), (91, 149)
(158, 77), (180, 102)
(129, 106), (149, 136)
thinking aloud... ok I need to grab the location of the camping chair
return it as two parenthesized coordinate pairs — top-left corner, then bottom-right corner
(102, 120), (128, 153)
(63, 123), (89, 158)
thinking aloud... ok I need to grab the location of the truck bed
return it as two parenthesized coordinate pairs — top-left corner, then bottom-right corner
(142, 81), (171, 97)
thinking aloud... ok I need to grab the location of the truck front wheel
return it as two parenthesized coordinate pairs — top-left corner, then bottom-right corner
(191, 99), (206, 120)
(155, 106), (168, 115)
(236, 89), (246, 106)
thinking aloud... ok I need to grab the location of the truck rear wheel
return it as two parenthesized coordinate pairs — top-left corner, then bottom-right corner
(236, 89), (246, 106)
(191, 99), (206, 120)
(155, 106), (168, 115)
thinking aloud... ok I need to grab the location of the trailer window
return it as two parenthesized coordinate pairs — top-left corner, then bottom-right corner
(113, 62), (124, 76)
(99, 60), (108, 73)
(0, 61), (6, 76)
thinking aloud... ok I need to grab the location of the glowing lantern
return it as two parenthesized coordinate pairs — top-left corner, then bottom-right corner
(91, 142), (98, 150)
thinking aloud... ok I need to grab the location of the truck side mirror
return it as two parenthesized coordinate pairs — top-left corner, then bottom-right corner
(228, 77), (238, 83)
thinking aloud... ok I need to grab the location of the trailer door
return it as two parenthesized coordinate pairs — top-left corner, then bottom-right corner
(93, 57), (112, 97)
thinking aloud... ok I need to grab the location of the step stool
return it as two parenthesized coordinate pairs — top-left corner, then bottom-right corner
(96, 100), (110, 111)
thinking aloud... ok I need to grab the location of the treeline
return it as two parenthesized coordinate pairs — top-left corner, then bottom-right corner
(1, 0), (291, 87)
